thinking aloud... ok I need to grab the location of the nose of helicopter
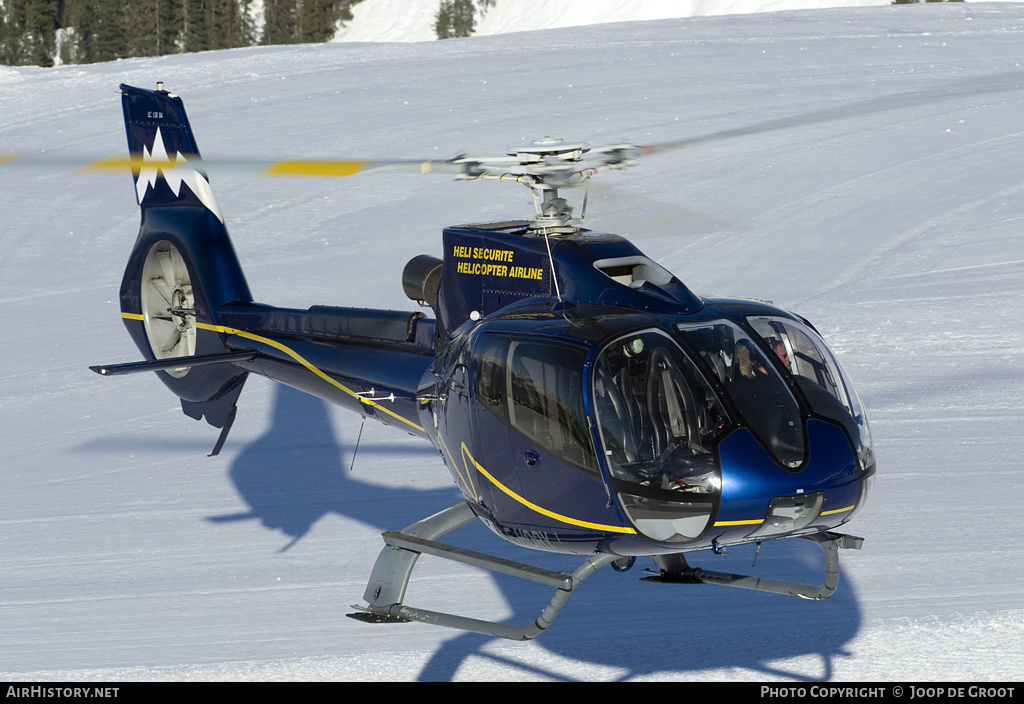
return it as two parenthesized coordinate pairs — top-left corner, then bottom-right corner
(713, 420), (861, 542)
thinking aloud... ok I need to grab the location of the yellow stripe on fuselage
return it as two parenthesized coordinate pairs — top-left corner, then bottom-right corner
(120, 313), (856, 538)
(198, 322), (423, 432)
(436, 431), (479, 504)
(122, 313), (423, 433)
(460, 443), (636, 535)
(821, 505), (854, 516)
(713, 518), (764, 527)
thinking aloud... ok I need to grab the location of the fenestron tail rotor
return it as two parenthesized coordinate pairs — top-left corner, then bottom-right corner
(140, 241), (196, 377)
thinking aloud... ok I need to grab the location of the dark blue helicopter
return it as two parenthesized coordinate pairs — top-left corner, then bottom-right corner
(91, 83), (874, 640)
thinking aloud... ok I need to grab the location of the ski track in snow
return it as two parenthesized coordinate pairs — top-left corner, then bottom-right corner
(2, 3), (1024, 682)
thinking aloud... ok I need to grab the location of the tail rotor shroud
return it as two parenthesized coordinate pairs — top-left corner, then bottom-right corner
(140, 241), (196, 377)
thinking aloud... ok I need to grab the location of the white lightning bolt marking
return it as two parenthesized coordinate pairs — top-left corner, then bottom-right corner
(136, 127), (224, 223)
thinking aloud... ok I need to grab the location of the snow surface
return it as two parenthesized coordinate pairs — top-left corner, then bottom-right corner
(334, 0), (895, 43)
(2, 2), (1024, 683)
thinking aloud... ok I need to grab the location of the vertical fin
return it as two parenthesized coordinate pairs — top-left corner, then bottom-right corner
(120, 83), (223, 220)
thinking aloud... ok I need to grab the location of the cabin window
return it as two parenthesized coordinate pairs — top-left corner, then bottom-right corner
(593, 329), (727, 487)
(748, 317), (851, 414)
(476, 336), (597, 473)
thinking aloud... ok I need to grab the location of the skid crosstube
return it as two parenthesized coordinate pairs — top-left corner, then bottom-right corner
(347, 502), (616, 641)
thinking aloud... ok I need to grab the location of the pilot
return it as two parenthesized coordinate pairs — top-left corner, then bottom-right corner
(737, 338), (791, 376)
(770, 339), (792, 372)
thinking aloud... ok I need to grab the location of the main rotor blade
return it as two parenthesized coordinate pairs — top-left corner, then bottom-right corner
(257, 158), (465, 177)
(0, 152), (209, 173)
(7, 72), (1016, 181)
(640, 70), (1024, 156)
(0, 152), (467, 177)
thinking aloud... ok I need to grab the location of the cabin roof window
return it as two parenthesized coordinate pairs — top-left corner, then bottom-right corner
(593, 255), (673, 289)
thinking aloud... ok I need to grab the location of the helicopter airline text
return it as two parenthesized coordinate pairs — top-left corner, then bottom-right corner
(453, 245), (544, 280)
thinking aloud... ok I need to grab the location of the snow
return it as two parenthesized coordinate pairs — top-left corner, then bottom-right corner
(2, 2), (1024, 682)
(334, 0), (896, 43)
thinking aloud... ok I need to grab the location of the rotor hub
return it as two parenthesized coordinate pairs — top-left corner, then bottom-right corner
(170, 285), (195, 331)
(507, 137), (590, 165)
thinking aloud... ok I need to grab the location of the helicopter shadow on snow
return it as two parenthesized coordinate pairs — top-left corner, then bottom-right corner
(217, 384), (862, 681)
(415, 545), (863, 681)
(206, 383), (460, 550)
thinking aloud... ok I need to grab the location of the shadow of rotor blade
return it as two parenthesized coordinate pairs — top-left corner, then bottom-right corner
(646, 70), (1024, 154)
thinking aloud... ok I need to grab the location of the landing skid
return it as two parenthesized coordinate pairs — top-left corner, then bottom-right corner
(347, 502), (617, 641)
(642, 531), (864, 600)
(348, 504), (863, 639)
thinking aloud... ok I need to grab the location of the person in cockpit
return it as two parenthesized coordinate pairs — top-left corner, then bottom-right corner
(771, 339), (791, 371)
(734, 340), (765, 379)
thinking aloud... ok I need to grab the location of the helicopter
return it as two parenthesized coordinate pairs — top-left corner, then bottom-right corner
(80, 82), (873, 641)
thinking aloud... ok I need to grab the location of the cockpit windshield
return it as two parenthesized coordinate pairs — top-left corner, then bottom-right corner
(747, 316), (874, 474)
(675, 321), (805, 468)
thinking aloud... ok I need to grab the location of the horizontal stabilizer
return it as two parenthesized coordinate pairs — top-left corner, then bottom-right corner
(90, 350), (256, 376)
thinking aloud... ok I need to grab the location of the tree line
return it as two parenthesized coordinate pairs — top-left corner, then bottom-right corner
(1, 0), (503, 66)
(0, 0), (361, 66)
(435, 0), (494, 40)
(0, 1), (976, 67)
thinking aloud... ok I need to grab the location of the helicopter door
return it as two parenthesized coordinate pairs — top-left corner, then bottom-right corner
(473, 335), (602, 535)
(505, 340), (595, 472)
(592, 329), (727, 543)
(475, 335), (597, 473)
